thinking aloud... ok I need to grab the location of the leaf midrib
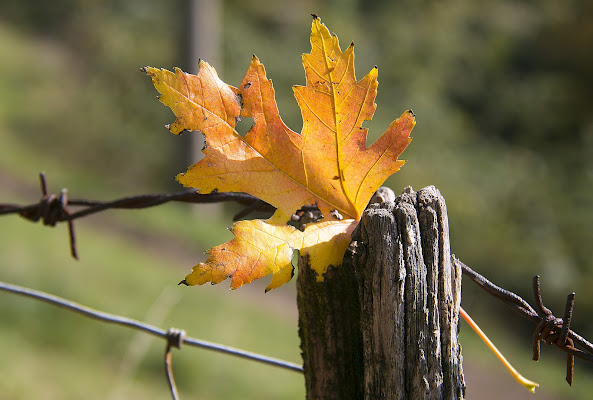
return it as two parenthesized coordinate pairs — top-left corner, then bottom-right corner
(168, 66), (356, 220)
(315, 22), (358, 219)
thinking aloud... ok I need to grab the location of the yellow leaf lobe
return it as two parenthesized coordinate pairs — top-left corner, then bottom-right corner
(182, 211), (356, 291)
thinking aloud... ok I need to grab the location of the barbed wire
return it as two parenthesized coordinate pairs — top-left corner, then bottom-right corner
(1, 172), (593, 392)
(455, 258), (593, 385)
(0, 172), (274, 259)
(0, 280), (303, 399)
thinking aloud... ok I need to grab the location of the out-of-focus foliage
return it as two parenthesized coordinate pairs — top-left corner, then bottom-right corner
(1, 0), (592, 384)
(349, 0), (593, 337)
(225, 0), (593, 340)
(0, 0), (187, 193)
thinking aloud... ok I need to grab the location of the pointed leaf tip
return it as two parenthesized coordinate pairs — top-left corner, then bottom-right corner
(311, 13), (319, 19)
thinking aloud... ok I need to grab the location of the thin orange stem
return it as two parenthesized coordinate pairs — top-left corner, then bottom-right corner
(460, 306), (539, 393)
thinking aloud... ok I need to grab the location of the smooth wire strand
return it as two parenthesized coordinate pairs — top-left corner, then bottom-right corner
(0, 280), (304, 373)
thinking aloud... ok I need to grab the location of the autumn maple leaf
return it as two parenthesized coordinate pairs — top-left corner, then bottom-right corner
(143, 16), (415, 290)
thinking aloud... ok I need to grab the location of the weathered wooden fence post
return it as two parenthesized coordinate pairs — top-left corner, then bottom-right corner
(297, 186), (465, 399)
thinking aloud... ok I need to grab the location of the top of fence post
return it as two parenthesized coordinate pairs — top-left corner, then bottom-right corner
(297, 186), (465, 399)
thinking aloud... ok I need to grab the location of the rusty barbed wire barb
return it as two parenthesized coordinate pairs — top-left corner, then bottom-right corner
(0, 172), (275, 259)
(560, 293), (576, 385)
(2, 173), (79, 258)
(456, 258), (593, 386)
(531, 276), (578, 385)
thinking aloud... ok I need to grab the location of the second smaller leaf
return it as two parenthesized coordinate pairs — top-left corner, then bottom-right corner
(181, 211), (357, 291)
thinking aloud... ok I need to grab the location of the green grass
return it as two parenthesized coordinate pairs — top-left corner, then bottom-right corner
(0, 217), (304, 400)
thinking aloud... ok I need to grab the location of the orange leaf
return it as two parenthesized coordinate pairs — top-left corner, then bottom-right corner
(182, 211), (357, 292)
(145, 16), (414, 289)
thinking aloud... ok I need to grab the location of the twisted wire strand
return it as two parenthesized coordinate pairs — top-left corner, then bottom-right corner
(0, 173), (274, 259)
(457, 258), (593, 385)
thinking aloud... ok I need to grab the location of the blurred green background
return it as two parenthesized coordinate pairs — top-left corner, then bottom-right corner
(1, 0), (592, 399)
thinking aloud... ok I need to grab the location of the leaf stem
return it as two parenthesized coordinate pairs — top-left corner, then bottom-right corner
(460, 306), (539, 393)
